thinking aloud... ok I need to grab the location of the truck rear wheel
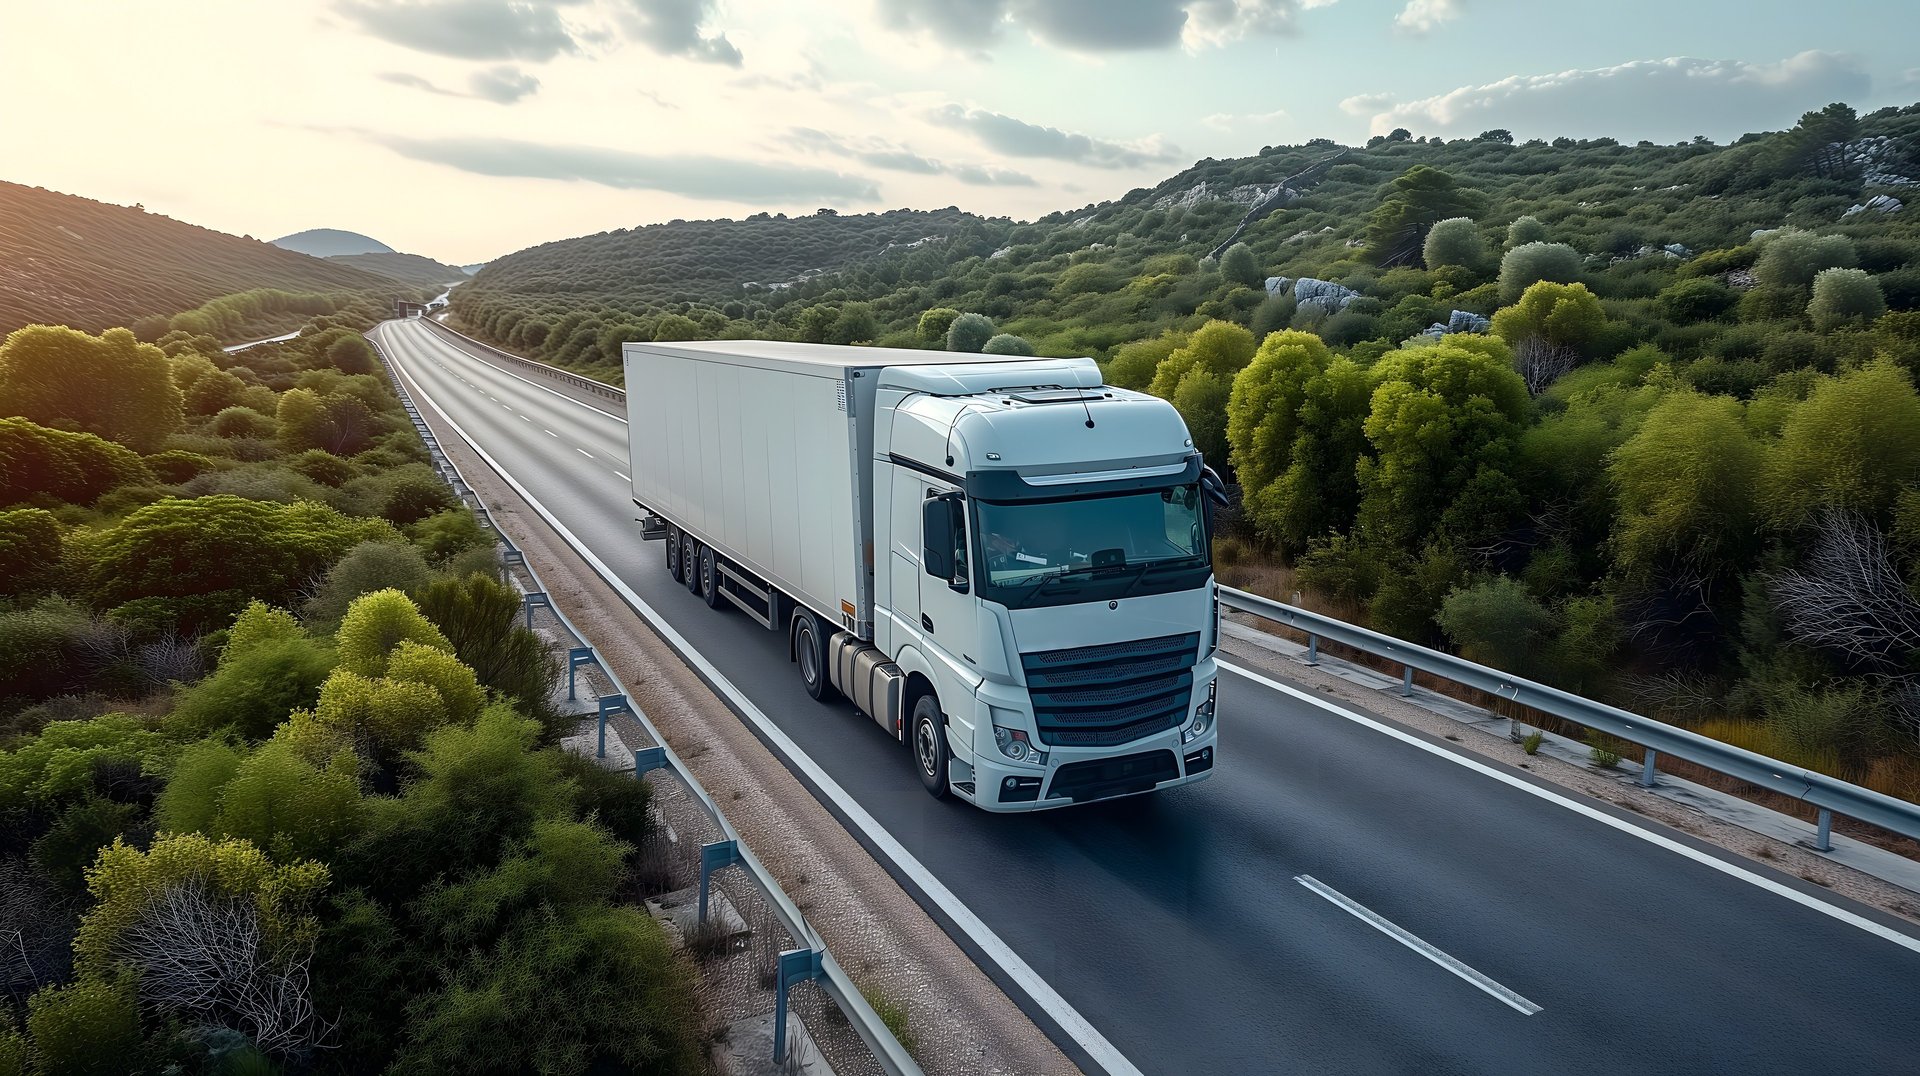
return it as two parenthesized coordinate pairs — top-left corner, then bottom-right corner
(683, 536), (702, 595)
(700, 546), (724, 610)
(793, 613), (837, 702)
(665, 526), (682, 582)
(911, 694), (950, 799)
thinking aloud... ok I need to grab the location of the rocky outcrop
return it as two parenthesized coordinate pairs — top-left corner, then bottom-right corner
(1264, 275), (1291, 297)
(1152, 181), (1288, 212)
(1421, 309), (1491, 338)
(1292, 277), (1360, 312)
(1843, 194), (1904, 218)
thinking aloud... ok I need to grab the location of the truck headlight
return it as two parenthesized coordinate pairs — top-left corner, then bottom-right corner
(993, 724), (1048, 766)
(1182, 680), (1217, 744)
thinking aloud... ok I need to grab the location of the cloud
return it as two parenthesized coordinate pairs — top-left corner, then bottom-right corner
(783, 128), (1037, 186)
(925, 104), (1180, 168)
(378, 65), (541, 103)
(334, 0), (579, 61)
(1357, 51), (1871, 143)
(875, 0), (1332, 53)
(1201, 107), (1288, 132)
(467, 65), (541, 102)
(363, 132), (880, 202)
(1393, 0), (1458, 34)
(617, 0), (740, 65)
(1339, 92), (1392, 117)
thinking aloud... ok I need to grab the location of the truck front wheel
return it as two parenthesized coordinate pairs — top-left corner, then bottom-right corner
(911, 695), (950, 799)
(793, 613), (837, 703)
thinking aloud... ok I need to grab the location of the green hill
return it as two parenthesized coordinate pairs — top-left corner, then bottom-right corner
(0, 182), (409, 335)
(332, 251), (470, 290)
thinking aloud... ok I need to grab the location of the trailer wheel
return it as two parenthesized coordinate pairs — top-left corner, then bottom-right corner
(700, 546), (724, 610)
(912, 694), (950, 799)
(793, 613), (837, 703)
(683, 536), (702, 595)
(665, 526), (682, 582)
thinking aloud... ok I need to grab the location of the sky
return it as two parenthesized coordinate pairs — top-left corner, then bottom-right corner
(4, 0), (1918, 265)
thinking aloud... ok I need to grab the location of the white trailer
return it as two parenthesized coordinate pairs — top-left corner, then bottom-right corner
(626, 340), (1221, 811)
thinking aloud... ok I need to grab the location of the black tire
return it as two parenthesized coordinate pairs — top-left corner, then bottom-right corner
(684, 536), (702, 595)
(794, 613), (836, 702)
(700, 545), (724, 610)
(665, 526), (683, 582)
(911, 694), (950, 799)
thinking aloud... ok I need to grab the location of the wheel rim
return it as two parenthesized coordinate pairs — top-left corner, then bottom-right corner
(798, 626), (818, 685)
(916, 715), (938, 777)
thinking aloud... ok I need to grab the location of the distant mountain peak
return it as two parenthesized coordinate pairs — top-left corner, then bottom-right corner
(271, 228), (394, 258)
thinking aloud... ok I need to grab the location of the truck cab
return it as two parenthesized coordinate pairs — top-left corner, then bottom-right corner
(864, 357), (1219, 809)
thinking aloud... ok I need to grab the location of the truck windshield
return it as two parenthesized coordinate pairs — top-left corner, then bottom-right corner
(974, 484), (1208, 597)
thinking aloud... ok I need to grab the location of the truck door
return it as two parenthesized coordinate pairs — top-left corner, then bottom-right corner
(917, 483), (976, 675)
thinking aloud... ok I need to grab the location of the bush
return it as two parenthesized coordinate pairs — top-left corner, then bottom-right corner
(1753, 230), (1857, 292)
(1807, 267), (1887, 331)
(154, 739), (246, 836)
(214, 741), (365, 861)
(0, 508), (63, 600)
(169, 636), (335, 741)
(0, 714), (174, 810)
(0, 599), (93, 701)
(286, 448), (356, 487)
(381, 475), (458, 527)
(1586, 731), (1624, 768)
(335, 589), (451, 677)
(26, 974), (143, 1076)
(1491, 281), (1608, 358)
(1422, 217), (1485, 269)
(0, 325), (181, 453)
(408, 508), (489, 563)
(412, 573), (557, 728)
(1499, 242), (1582, 302)
(1219, 242), (1263, 288)
(33, 796), (141, 893)
(326, 335), (377, 375)
(916, 307), (959, 346)
(1436, 576), (1555, 675)
(1105, 332), (1183, 392)
(143, 450), (216, 484)
(1506, 215), (1549, 248)
(1658, 277), (1738, 322)
(945, 312), (994, 353)
(981, 333), (1035, 356)
(0, 418), (154, 508)
(304, 542), (434, 631)
(210, 406), (276, 439)
(386, 641), (484, 724)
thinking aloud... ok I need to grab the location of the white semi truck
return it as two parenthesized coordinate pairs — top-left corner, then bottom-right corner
(624, 340), (1220, 811)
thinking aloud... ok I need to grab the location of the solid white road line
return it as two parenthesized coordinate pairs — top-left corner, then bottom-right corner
(380, 330), (1146, 1076)
(1295, 875), (1543, 1016)
(1221, 660), (1920, 957)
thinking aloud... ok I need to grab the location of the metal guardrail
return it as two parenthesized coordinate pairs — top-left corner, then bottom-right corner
(417, 317), (626, 402)
(398, 321), (1920, 854)
(1218, 586), (1920, 852)
(370, 328), (921, 1075)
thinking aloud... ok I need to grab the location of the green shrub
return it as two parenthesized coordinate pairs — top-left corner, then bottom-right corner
(286, 448), (356, 487)
(0, 325), (182, 453)
(335, 588), (451, 677)
(1521, 730), (1544, 755)
(1658, 277), (1738, 322)
(1586, 731), (1624, 768)
(223, 601), (304, 663)
(408, 509), (489, 563)
(1753, 229), (1856, 292)
(210, 406), (277, 439)
(1808, 267), (1887, 331)
(1498, 242), (1582, 303)
(33, 795), (141, 892)
(1105, 331), (1184, 392)
(380, 475), (458, 527)
(26, 974), (143, 1076)
(412, 572), (557, 730)
(143, 450), (216, 484)
(982, 333), (1035, 356)
(556, 749), (653, 844)
(304, 542), (434, 631)
(0, 714), (174, 810)
(0, 418), (154, 508)
(945, 312), (994, 353)
(916, 307), (959, 346)
(1436, 577), (1555, 675)
(1422, 217), (1485, 269)
(214, 741), (364, 861)
(386, 640), (484, 724)
(0, 508), (63, 600)
(1506, 216), (1549, 248)
(154, 739), (246, 836)
(169, 636), (334, 741)
(0, 600), (95, 700)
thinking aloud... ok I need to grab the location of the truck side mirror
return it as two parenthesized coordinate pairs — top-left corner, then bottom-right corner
(921, 497), (953, 580)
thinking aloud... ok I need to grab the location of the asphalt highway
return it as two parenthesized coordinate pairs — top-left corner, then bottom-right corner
(374, 318), (1920, 1075)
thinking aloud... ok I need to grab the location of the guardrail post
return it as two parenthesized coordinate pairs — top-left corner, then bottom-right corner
(567, 646), (595, 701)
(1400, 665), (1414, 697)
(774, 948), (825, 1065)
(631, 745), (666, 778)
(1639, 749), (1658, 788)
(596, 694), (628, 759)
(698, 839), (742, 924)
(502, 548), (525, 568)
(1304, 634), (1320, 667)
(522, 590), (551, 629)
(1815, 808), (1834, 852)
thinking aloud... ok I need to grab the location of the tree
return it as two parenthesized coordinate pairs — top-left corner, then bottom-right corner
(1356, 337), (1531, 550)
(827, 302), (878, 345)
(1226, 330), (1332, 494)
(1764, 362), (1920, 528)
(651, 314), (703, 342)
(1364, 166), (1487, 266)
(1219, 242), (1263, 288)
(1608, 390), (1760, 584)
(1258, 357), (1374, 551)
(1171, 369), (1231, 469)
(791, 305), (835, 344)
(276, 389), (378, 456)
(982, 333), (1035, 356)
(1148, 320), (1256, 399)
(1498, 241), (1582, 303)
(1490, 281), (1609, 393)
(325, 335), (376, 375)
(1753, 230), (1856, 292)
(917, 307), (960, 346)
(1421, 217), (1484, 269)
(946, 312), (995, 353)
(1773, 102), (1859, 180)
(1807, 267), (1887, 331)
(1506, 215), (1549, 248)
(1105, 331), (1184, 392)
(0, 325), (182, 452)
(1476, 129), (1514, 145)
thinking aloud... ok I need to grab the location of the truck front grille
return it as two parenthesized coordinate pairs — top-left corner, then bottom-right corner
(1021, 632), (1199, 748)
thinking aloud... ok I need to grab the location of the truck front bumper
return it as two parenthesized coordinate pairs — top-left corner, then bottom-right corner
(966, 722), (1217, 812)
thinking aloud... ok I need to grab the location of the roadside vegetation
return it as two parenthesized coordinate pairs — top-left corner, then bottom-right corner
(0, 311), (705, 1072)
(451, 101), (1920, 799)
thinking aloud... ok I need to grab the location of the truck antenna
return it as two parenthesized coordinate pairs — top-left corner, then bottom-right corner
(1081, 394), (1096, 429)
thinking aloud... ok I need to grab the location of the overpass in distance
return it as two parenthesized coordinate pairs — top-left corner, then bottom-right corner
(371, 317), (1920, 1075)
